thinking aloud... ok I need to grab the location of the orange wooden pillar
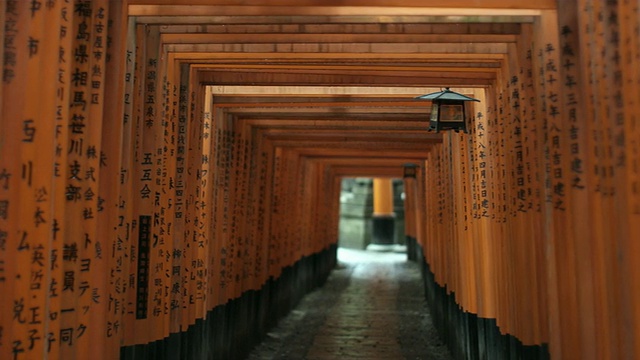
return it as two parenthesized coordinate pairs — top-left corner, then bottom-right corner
(368, 178), (396, 251)
(403, 164), (418, 261)
(618, 1), (640, 357)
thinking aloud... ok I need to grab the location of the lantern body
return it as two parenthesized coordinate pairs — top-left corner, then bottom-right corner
(428, 100), (467, 132)
(415, 88), (479, 133)
(403, 163), (418, 178)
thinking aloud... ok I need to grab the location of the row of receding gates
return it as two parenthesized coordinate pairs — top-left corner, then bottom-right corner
(0, 2), (340, 359)
(2, 1), (640, 360)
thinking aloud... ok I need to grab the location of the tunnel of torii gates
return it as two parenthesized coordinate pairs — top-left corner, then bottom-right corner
(0, 0), (640, 359)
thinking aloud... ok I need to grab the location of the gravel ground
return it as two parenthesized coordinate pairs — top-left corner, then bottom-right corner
(246, 249), (453, 360)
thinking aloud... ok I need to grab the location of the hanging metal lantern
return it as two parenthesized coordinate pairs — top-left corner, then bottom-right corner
(403, 163), (418, 179)
(415, 88), (480, 133)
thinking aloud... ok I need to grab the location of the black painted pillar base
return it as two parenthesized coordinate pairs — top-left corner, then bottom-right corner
(406, 236), (418, 261)
(367, 214), (395, 251)
(120, 244), (338, 360)
(417, 243), (550, 360)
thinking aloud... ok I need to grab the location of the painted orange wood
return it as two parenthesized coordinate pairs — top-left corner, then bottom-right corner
(80, 2), (111, 359)
(184, 66), (203, 324)
(618, 1), (640, 358)
(372, 178), (394, 216)
(116, 16), (138, 350)
(99, 2), (129, 358)
(1, 2), (49, 359)
(175, 62), (192, 328)
(581, 4), (610, 358)
(126, 4), (549, 17)
(160, 33), (518, 45)
(158, 23), (522, 36)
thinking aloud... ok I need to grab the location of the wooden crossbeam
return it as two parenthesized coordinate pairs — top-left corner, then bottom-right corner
(157, 23), (523, 35)
(199, 70), (494, 86)
(128, 5), (547, 17)
(127, 0), (555, 9)
(329, 166), (405, 177)
(160, 33), (518, 44)
(170, 52), (505, 61)
(270, 140), (434, 151)
(209, 86), (470, 97)
(165, 42), (509, 54)
(136, 15), (537, 24)
(237, 118), (431, 130)
(216, 100), (429, 108)
(192, 64), (498, 74)
(260, 131), (439, 144)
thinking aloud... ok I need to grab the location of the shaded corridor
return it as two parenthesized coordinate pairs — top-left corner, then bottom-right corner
(247, 249), (453, 359)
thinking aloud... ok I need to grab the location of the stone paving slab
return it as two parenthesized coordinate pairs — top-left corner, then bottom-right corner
(246, 249), (453, 360)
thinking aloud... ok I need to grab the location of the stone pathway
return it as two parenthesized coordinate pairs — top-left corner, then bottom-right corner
(246, 248), (453, 360)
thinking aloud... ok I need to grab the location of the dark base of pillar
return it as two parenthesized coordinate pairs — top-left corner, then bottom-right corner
(417, 244), (550, 360)
(368, 214), (395, 251)
(406, 236), (418, 261)
(120, 244), (337, 360)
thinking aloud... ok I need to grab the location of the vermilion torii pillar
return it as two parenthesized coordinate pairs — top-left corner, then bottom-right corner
(367, 178), (396, 251)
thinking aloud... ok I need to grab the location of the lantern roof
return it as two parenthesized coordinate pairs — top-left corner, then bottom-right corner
(415, 88), (480, 102)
